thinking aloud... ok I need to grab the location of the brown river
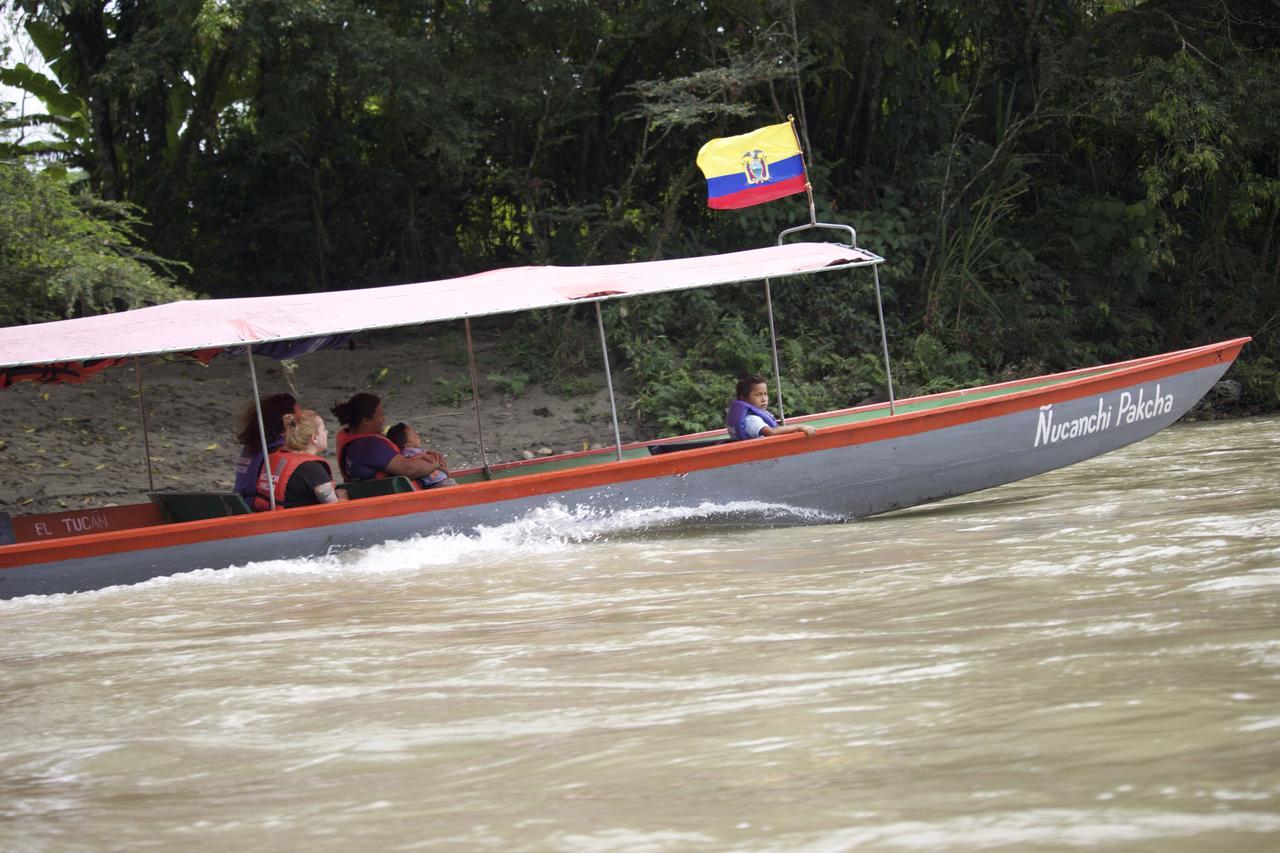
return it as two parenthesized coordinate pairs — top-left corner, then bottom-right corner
(2, 416), (1278, 851)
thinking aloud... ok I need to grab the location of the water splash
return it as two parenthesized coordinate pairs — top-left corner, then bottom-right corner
(355, 498), (837, 572)
(468, 498), (839, 542)
(6, 499), (835, 602)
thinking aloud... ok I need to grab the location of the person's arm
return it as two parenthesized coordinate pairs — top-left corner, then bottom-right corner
(385, 452), (445, 479)
(422, 450), (446, 467)
(312, 480), (346, 503)
(296, 462), (347, 504)
(760, 422), (818, 438)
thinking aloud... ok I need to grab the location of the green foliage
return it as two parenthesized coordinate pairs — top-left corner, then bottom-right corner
(1232, 356), (1280, 409)
(432, 328), (471, 368)
(901, 333), (985, 395)
(925, 153), (1034, 344)
(0, 61), (90, 161)
(2, 0), (1276, 426)
(432, 375), (471, 408)
(487, 370), (529, 397)
(1069, 198), (1163, 291)
(551, 376), (599, 399)
(497, 306), (610, 391)
(631, 367), (733, 436)
(0, 162), (191, 325)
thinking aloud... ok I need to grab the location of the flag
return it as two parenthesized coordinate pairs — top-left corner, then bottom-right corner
(696, 121), (807, 210)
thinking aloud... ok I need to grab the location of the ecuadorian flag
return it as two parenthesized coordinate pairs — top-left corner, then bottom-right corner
(696, 121), (807, 210)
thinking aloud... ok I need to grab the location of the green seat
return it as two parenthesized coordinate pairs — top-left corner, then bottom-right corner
(149, 492), (252, 523)
(340, 477), (415, 500)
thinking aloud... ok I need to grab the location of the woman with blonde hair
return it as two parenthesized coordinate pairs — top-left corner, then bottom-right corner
(253, 410), (347, 510)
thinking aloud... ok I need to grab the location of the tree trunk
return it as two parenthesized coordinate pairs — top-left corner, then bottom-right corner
(65, 3), (122, 200)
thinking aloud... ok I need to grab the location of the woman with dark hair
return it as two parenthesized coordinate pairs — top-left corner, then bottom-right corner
(330, 392), (448, 484)
(233, 392), (301, 502)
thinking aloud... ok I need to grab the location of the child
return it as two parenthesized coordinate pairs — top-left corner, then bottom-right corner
(725, 375), (818, 440)
(385, 422), (457, 488)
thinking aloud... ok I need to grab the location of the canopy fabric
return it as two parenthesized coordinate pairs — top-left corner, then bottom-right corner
(0, 242), (876, 381)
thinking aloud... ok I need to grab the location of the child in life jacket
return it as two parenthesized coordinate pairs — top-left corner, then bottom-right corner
(385, 422), (458, 488)
(725, 375), (818, 440)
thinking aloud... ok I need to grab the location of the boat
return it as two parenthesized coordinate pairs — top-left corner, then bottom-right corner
(0, 230), (1250, 599)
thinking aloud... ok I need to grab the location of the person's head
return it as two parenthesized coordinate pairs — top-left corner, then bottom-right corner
(236, 393), (300, 449)
(735, 375), (769, 409)
(282, 410), (327, 454)
(331, 392), (383, 433)
(385, 422), (420, 450)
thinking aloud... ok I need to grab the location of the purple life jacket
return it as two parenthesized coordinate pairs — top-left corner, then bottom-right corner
(233, 437), (285, 501)
(726, 399), (778, 440)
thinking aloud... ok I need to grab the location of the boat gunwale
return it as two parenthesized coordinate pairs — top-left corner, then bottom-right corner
(0, 336), (1250, 572)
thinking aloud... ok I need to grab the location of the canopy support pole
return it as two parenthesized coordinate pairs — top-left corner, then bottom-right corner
(133, 358), (155, 493)
(463, 318), (493, 480)
(246, 347), (276, 510)
(763, 278), (788, 424)
(872, 265), (896, 415)
(594, 302), (624, 461)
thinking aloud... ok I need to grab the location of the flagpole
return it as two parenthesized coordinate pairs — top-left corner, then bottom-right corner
(788, 114), (817, 227)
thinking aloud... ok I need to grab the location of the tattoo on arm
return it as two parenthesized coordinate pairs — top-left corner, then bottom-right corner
(314, 482), (340, 504)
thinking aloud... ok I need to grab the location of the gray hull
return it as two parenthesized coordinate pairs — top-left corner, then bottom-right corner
(0, 359), (1233, 599)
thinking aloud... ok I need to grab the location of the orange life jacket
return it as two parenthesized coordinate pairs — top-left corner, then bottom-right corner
(335, 429), (401, 481)
(253, 450), (331, 511)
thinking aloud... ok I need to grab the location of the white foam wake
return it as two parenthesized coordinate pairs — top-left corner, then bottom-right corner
(19, 499), (834, 601)
(470, 498), (838, 542)
(340, 498), (838, 572)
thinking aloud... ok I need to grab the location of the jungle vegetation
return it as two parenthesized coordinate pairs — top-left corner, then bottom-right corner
(2, 0), (1277, 432)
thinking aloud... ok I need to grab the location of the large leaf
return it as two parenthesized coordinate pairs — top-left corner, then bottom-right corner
(0, 63), (83, 118)
(23, 20), (66, 65)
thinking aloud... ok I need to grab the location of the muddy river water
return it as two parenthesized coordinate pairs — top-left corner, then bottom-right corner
(2, 417), (1278, 851)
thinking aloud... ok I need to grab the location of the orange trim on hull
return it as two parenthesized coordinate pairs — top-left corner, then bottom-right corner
(0, 337), (1250, 572)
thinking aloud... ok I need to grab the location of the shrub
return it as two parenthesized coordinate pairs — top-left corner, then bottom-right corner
(0, 164), (190, 325)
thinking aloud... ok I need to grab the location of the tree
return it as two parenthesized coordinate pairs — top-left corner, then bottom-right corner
(0, 160), (190, 325)
(3, 0), (1276, 420)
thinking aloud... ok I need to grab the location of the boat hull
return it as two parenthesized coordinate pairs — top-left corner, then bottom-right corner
(0, 339), (1247, 598)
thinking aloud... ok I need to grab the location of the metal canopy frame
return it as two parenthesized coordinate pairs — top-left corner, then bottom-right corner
(767, 221), (896, 420)
(583, 220), (892, 461)
(133, 233), (889, 501)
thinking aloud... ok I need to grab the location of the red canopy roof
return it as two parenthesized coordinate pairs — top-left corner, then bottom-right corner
(0, 242), (877, 382)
